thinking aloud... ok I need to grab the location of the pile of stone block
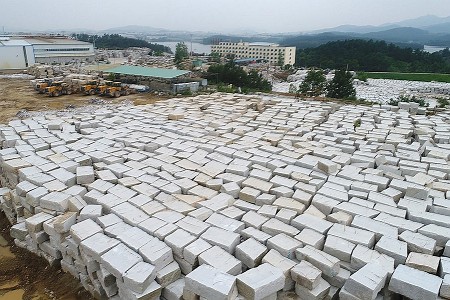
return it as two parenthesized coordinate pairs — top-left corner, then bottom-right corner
(1, 93), (450, 299)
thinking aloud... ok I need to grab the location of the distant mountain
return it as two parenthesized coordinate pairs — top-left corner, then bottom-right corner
(363, 27), (432, 43)
(310, 15), (450, 35)
(101, 25), (166, 34)
(310, 24), (398, 34)
(391, 15), (450, 28)
(423, 22), (450, 34)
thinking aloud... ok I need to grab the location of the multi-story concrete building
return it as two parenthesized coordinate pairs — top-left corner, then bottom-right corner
(211, 42), (296, 66)
(0, 36), (94, 69)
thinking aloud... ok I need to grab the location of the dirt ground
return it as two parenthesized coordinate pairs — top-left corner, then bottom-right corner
(0, 78), (170, 124)
(0, 212), (94, 300)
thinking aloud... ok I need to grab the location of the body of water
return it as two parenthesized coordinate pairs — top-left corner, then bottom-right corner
(424, 45), (448, 53)
(158, 41), (211, 55)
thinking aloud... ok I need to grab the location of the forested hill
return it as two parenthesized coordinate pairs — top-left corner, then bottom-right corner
(296, 39), (450, 73)
(73, 34), (172, 53)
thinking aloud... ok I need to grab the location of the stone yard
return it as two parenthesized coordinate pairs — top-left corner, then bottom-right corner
(1, 93), (450, 300)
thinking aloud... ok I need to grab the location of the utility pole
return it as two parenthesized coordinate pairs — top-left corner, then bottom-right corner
(190, 34), (193, 57)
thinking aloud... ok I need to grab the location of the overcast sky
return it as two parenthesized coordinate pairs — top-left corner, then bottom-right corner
(2, 0), (449, 33)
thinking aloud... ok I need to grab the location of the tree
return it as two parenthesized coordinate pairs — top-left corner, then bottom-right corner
(210, 51), (221, 63)
(277, 52), (284, 67)
(326, 69), (356, 99)
(298, 69), (326, 97)
(174, 42), (189, 64)
(206, 63), (272, 92)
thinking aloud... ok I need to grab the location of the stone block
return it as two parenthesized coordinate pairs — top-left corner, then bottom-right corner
(206, 213), (245, 233)
(185, 265), (237, 300)
(183, 238), (212, 265)
(261, 218), (299, 237)
(294, 278), (330, 300)
(175, 216), (210, 237)
(343, 262), (388, 300)
(261, 249), (296, 291)
(241, 211), (268, 230)
(440, 274), (450, 299)
(236, 263), (284, 300)
(201, 226), (240, 254)
(351, 215), (398, 240)
(291, 260), (322, 290)
(76, 166), (95, 185)
(296, 245), (340, 277)
(240, 227), (272, 245)
(123, 261), (156, 294)
(40, 192), (71, 212)
(235, 238), (268, 268)
(291, 214), (333, 235)
(25, 212), (53, 233)
(70, 219), (103, 244)
(101, 243), (143, 279)
(165, 229), (197, 258)
(267, 233), (302, 259)
(351, 245), (395, 274)
(323, 235), (356, 263)
(397, 230), (437, 256)
(80, 232), (120, 261)
(198, 246), (242, 276)
(139, 238), (173, 271)
(405, 252), (440, 274)
(389, 264), (442, 300)
(295, 228), (325, 249)
(328, 224), (376, 248)
(156, 261), (181, 288)
(375, 236), (408, 266)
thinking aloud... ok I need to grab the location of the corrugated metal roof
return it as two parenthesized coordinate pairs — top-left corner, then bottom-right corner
(104, 66), (191, 79)
(0, 39), (31, 46)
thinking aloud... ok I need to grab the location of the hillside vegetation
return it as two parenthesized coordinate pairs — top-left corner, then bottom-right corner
(296, 39), (450, 73)
(74, 34), (172, 53)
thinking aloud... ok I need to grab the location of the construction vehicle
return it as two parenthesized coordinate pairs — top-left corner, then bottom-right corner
(80, 80), (99, 95)
(96, 80), (114, 96)
(105, 82), (130, 97)
(44, 81), (75, 97)
(34, 78), (53, 94)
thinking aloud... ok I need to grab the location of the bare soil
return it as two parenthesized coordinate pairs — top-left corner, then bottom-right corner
(0, 212), (94, 300)
(0, 78), (170, 123)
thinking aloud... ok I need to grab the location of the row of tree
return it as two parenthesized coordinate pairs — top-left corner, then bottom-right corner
(296, 39), (450, 73)
(297, 69), (356, 99)
(73, 34), (172, 54)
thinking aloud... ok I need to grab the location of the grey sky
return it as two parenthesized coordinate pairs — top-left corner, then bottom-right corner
(2, 0), (449, 33)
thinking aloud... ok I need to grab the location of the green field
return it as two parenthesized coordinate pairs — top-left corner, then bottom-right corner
(361, 72), (450, 83)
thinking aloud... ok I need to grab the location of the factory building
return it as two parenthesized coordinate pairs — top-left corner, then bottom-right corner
(0, 36), (94, 69)
(211, 41), (296, 66)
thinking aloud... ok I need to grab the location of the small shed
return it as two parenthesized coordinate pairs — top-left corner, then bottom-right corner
(104, 65), (192, 91)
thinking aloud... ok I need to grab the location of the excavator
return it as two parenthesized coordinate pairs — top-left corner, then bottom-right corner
(44, 81), (74, 97)
(80, 80), (99, 95)
(105, 81), (130, 97)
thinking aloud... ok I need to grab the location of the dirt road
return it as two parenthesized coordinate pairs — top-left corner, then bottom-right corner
(0, 78), (169, 124)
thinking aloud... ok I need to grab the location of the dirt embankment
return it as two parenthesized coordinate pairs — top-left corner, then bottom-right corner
(0, 212), (94, 300)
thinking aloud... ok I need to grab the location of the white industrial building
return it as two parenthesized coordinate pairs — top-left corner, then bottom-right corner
(211, 41), (296, 66)
(0, 36), (94, 70)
